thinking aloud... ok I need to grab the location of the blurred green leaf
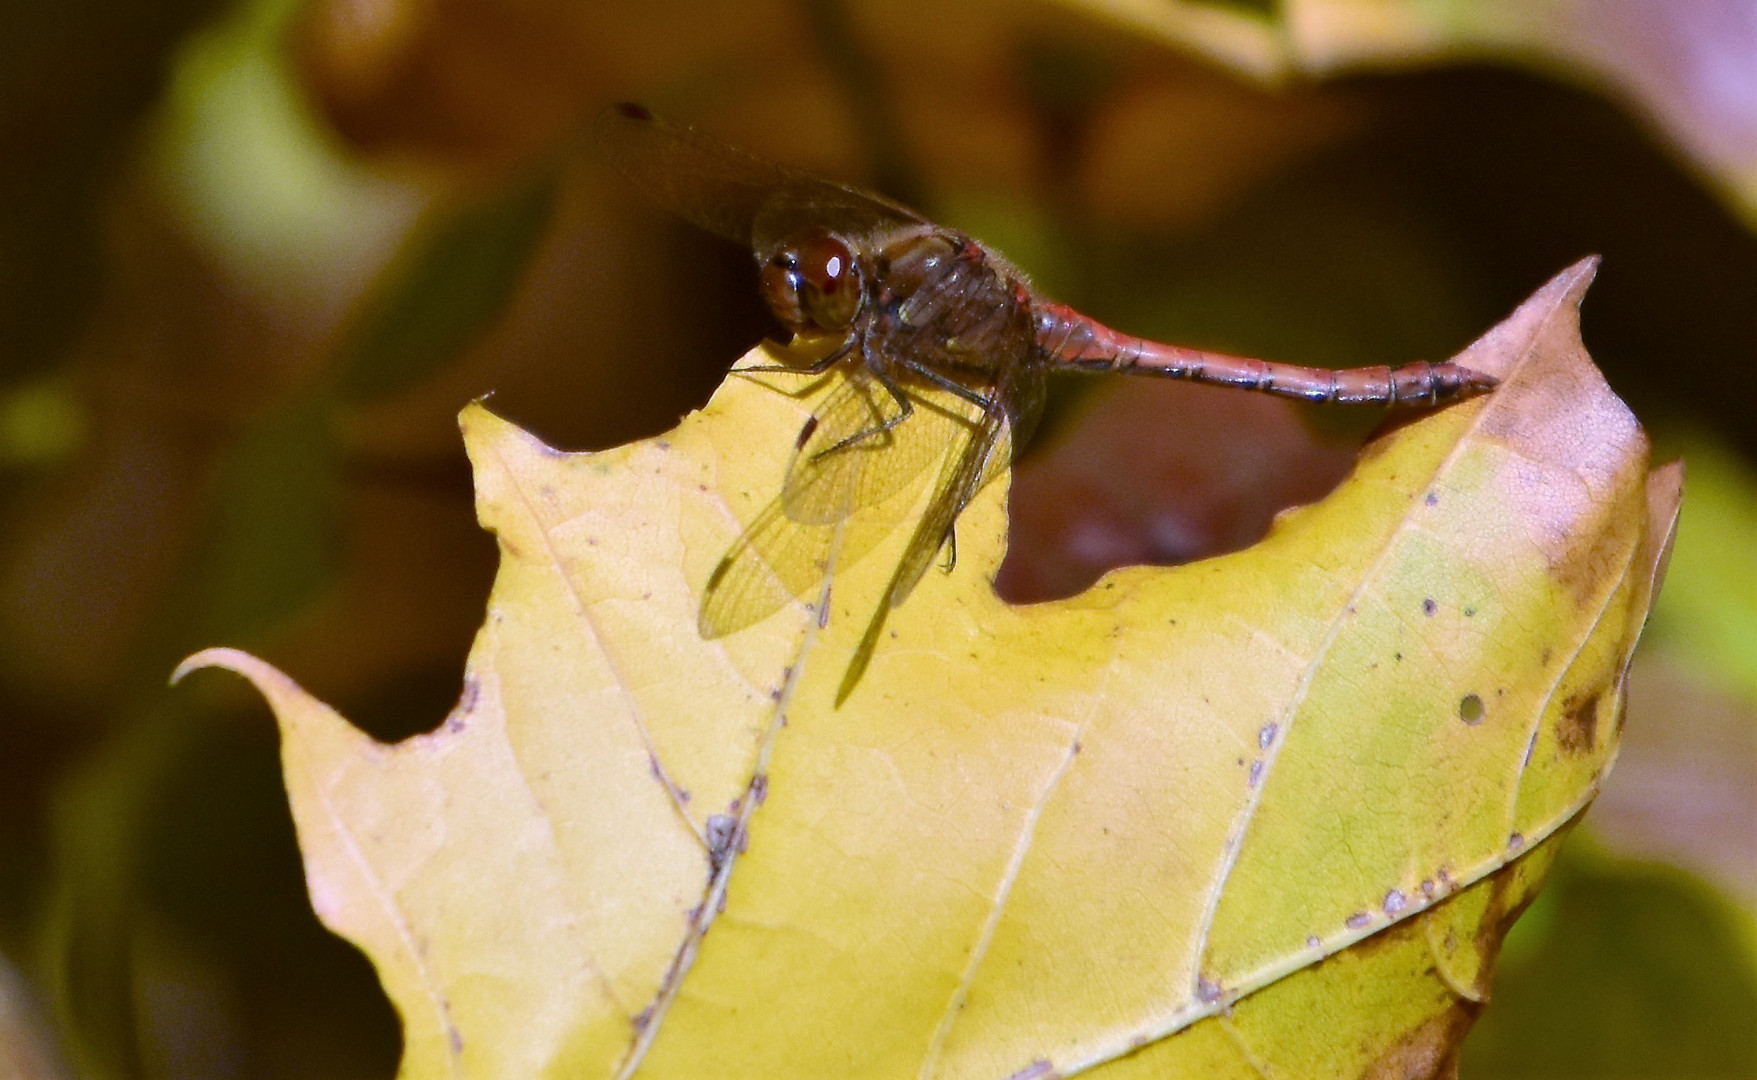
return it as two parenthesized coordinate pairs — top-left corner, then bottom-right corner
(0, 378), (88, 469)
(44, 696), (198, 1080)
(1645, 431), (1757, 704)
(44, 390), (349, 1076)
(155, 0), (423, 304)
(333, 168), (560, 402)
(1463, 843), (1757, 1078)
(185, 396), (342, 646)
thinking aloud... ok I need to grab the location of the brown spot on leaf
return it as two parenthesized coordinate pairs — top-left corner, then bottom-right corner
(1465, 846), (1553, 997)
(1359, 1002), (1476, 1080)
(1545, 496), (1641, 612)
(1557, 691), (1600, 754)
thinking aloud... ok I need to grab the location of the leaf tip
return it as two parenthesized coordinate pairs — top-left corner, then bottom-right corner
(1555, 253), (1602, 303)
(458, 396), (504, 437)
(172, 645), (268, 686)
(171, 647), (312, 715)
(460, 397), (575, 460)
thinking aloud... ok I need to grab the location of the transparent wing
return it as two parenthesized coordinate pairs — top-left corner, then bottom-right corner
(700, 372), (1000, 640)
(699, 380), (967, 638)
(780, 373), (962, 526)
(698, 496), (834, 639)
(887, 403), (1011, 609)
(698, 474), (947, 640)
(594, 104), (927, 253)
(831, 399), (1012, 704)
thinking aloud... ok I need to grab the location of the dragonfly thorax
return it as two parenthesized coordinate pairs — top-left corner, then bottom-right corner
(760, 226), (864, 335)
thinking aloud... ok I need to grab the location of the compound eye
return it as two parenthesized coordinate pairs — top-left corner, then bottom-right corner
(794, 229), (860, 330)
(759, 228), (862, 333)
(759, 252), (807, 330)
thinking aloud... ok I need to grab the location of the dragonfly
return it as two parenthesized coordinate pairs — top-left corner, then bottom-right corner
(597, 103), (1497, 705)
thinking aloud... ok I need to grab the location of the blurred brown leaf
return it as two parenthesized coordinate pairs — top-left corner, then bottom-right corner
(998, 380), (1357, 603)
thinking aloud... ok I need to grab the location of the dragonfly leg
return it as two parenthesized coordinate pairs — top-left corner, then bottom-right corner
(731, 334), (859, 379)
(939, 526), (958, 574)
(896, 357), (998, 415)
(812, 372), (916, 461)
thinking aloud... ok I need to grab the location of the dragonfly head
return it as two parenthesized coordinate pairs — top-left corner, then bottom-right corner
(761, 227), (863, 338)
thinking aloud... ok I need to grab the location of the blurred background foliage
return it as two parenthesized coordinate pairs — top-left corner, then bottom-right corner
(0, 0), (1753, 1076)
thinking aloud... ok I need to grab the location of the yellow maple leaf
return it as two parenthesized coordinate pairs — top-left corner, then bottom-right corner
(176, 258), (1676, 1078)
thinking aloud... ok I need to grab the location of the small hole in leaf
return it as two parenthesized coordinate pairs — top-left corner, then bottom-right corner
(1460, 693), (1486, 724)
